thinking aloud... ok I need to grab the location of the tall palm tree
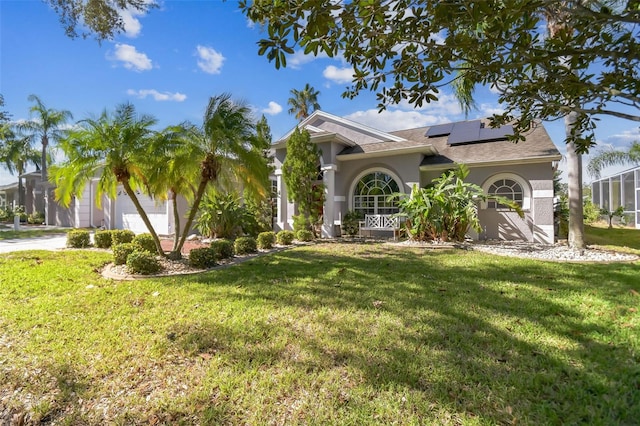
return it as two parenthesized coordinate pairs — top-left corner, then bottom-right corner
(50, 103), (167, 256)
(173, 93), (270, 257)
(287, 84), (321, 120)
(20, 95), (73, 183)
(588, 141), (640, 179)
(0, 128), (41, 206)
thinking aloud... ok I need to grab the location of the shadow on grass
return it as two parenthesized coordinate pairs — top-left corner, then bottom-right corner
(155, 243), (640, 424)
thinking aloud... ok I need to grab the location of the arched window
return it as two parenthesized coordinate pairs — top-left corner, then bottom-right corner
(353, 171), (400, 215)
(482, 174), (531, 210)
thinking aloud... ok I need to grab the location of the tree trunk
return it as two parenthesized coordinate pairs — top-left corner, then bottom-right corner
(565, 111), (586, 250)
(41, 135), (48, 183)
(17, 177), (24, 207)
(170, 189), (181, 252)
(173, 178), (209, 258)
(121, 180), (167, 258)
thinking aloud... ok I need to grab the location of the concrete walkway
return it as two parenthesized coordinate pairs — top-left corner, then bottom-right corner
(0, 234), (68, 253)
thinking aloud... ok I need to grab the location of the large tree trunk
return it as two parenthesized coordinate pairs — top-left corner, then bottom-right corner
(41, 135), (48, 183)
(121, 180), (166, 258)
(173, 178), (209, 259)
(170, 189), (181, 252)
(565, 111), (586, 250)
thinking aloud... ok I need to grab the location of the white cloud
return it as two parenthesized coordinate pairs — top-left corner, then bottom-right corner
(478, 103), (506, 117)
(126, 89), (187, 102)
(120, 8), (143, 38)
(261, 101), (282, 116)
(289, 49), (330, 69)
(109, 43), (152, 71)
(196, 45), (225, 74)
(399, 92), (463, 116)
(344, 109), (450, 132)
(323, 65), (354, 84)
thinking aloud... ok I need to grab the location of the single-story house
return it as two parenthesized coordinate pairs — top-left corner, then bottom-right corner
(272, 111), (562, 243)
(591, 165), (640, 228)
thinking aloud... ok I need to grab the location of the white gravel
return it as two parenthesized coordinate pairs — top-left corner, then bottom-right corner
(470, 241), (639, 262)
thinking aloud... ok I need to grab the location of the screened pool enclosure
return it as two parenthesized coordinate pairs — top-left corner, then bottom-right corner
(591, 165), (640, 228)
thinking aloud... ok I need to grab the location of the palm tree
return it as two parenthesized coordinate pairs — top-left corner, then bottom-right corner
(50, 103), (167, 256)
(587, 141), (640, 179)
(20, 95), (73, 183)
(287, 84), (321, 120)
(172, 93), (270, 258)
(0, 127), (41, 206)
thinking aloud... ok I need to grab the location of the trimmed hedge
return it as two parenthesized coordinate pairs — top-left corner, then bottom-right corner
(234, 236), (257, 255)
(188, 247), (217, 269)
(296, 229), (314, 242)
(94, 230), (113, 249)
(257, 231), (276, 250)
(67, 230), (91, 248)
(126, 250), (161, 275)
(276, 230), (295, 245)
(210, 239), (234, 259)
(133, 233), (156, 253)
(112, 242), (138, 265)
(111, 229), (135, 245)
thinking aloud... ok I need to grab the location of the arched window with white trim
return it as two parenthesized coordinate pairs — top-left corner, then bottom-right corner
(482, 173), (531, 210)
(352, 171), (400, 215)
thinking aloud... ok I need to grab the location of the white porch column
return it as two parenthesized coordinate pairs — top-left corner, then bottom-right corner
(322, 164), (338, 238)
(275, 169), (286, 232)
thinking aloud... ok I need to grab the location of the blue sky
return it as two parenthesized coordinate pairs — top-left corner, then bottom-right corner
(1, 0), (638, 186)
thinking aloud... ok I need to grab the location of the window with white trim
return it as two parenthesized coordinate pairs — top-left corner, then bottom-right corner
(353, 172), (400, 215)
(487, 178), (524, 208)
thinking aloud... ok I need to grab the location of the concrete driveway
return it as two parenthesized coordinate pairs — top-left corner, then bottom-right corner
(0, 234), (68, 254)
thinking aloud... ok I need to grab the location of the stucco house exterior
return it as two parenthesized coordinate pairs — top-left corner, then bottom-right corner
(272, 111), (561, 243)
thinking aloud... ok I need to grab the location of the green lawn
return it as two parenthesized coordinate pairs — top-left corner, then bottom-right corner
(585, 224), (640, 253)
(1, 244), (638, 424)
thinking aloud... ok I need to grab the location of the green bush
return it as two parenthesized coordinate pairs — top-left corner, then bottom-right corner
(94, 230), (113, 249)
(27, 211), (45, 225)
(112, 242), (138, 265)
(257, 231), (276, 249)
(210, 239), (234, 259)
(188, 247), (217, 268)
(133, 233), (156, 253)
(126, 250), (161, 275)
(342, 210), (363, 236)
(296, 229), (314, 242)
(276, 230), (295, 245)
(234, 236), (257, 255)
(583, 198), (601, 225)
(67, 229), (91, 248)
(111, 229), (135, 245)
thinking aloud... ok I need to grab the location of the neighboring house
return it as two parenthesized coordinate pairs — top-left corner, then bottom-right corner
(272, 111), (562, 243)
(0, 182), (18, 209)
(591, 165), (640, 229)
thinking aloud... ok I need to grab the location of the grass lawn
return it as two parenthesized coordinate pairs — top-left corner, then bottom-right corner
(585, 224), (640, 254)
(1, 243), (638, 425)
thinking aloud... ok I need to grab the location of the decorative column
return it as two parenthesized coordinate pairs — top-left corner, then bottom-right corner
(275, 169), (286, 232)
(322, 164), (338, 238)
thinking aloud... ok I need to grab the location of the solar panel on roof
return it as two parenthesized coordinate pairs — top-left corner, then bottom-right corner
(446, 121), (513, 145)
(425, 123), (454, 137)
(447, 120), (482, 145)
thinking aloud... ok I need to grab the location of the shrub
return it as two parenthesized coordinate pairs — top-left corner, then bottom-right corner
(188, 247), (218, 268)
(126, 250), (161, 275)
(67, 229), (91, 248)
(257, 231), (276, 249)
(112, 242), (138, 265)
(210, 239), (234, 259)
(234, 236), (257, 255)
(276, 230), (295, 245)
(27, 211), (45, 225)
(111, 229), (135, 245)
(133, 233), (156, 253)
(94, 230), (113, 249)
(342, 210), (363, 236)
(296, 229), (314, 242)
